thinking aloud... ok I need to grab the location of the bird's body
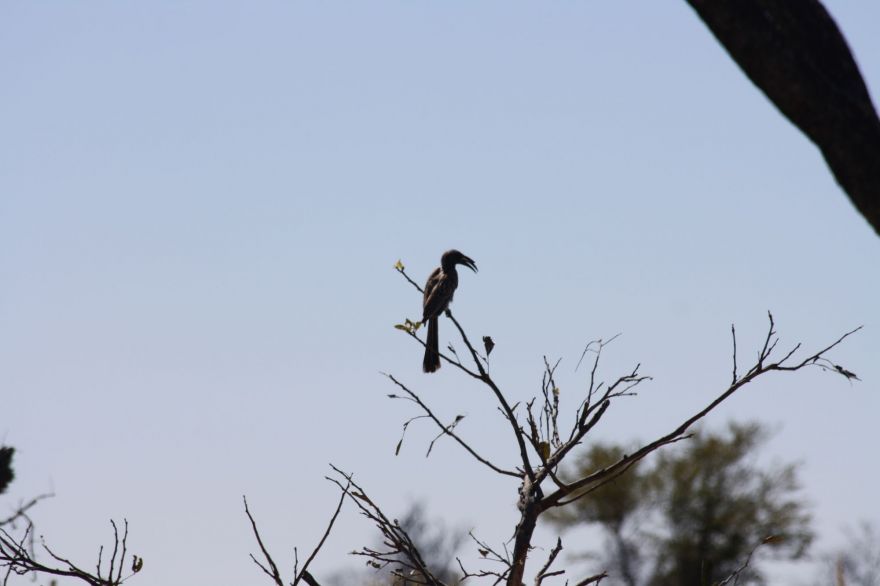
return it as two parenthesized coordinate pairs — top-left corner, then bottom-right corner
(422, 250), (477, 373)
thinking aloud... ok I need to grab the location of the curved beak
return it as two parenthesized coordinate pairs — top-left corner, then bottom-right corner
(461, 255), (478, 273)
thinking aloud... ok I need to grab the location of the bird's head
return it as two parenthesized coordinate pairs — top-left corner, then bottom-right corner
(441, 249), (478, 273)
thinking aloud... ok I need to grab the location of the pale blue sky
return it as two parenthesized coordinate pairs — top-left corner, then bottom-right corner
(2, 2), (878, 585)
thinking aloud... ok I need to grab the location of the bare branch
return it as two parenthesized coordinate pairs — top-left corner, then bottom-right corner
(446, 311), (536, 483)
(401, 328), (483, 379)
(385, 374), (519, 478)
(328, 466), (447, 586)
(395, 263), (425, 294)
(1, 518), (137, 586)
(542, 316), (860, 510)
(243, 497), (284, 586)
(244, 483), (348, 586)
(293, 480), (349, 586)
(457, 531), (512, 585)
(534, 537), (564, 585)
(571, 571), (608, 586)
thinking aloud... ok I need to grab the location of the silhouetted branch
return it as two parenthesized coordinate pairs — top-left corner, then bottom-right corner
(293, 481), (348, 586)
(244, 480), (349, 586)
(1, 519), (139, 586)
(244, 497), (283, 586)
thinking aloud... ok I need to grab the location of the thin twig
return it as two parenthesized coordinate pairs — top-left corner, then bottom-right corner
(293, 480), (349, 586)
(385, 374), (518, 477)
(243, 497), (284, 586)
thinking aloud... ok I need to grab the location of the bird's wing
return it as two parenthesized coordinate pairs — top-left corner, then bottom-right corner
(423, 268), (454, 321)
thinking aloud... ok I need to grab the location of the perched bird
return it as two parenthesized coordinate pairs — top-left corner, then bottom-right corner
(422, 249), (478, 373)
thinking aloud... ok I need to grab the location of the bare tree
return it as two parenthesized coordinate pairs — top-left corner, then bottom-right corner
(245, 260), (860, 586)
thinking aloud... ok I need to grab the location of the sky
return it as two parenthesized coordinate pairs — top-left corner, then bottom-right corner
(1, 1), (879, 585)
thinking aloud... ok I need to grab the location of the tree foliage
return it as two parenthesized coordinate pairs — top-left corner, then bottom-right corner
(550, 423), (811, 586)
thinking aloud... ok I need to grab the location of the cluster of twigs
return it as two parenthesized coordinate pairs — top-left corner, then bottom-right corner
(0, 517), (141, 586)
(246, 465), (450, 586)
(244, 260), (860, 586)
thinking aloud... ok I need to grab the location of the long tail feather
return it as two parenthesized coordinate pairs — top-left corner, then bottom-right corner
(423, 317), (441, 373)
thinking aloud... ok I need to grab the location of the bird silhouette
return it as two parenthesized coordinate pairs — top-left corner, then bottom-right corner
(422, 250), (477, 373)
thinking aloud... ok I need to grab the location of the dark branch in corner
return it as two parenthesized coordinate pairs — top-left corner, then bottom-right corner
(686, 0), (880, 236)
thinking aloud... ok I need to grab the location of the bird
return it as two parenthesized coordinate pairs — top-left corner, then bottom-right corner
(422, 249), (478, 373)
